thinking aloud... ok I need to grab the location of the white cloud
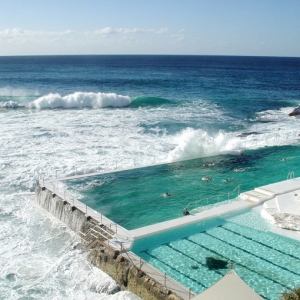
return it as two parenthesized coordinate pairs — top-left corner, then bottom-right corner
(0, 27), (183, 55)
(93, 27), (168, 36)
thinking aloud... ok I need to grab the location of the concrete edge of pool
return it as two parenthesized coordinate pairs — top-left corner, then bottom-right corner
(36, 175), (300, 300)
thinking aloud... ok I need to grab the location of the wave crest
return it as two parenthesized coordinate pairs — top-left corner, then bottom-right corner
(131, 96), (171, 107)
(29, 92), (131, 109)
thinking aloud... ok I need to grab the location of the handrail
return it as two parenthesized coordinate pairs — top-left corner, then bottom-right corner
(183, 184), (242, 212)
(287, 171), (295, 180)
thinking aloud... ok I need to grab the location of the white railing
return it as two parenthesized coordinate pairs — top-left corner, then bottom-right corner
(183, 184), (241, 213)
(287, 171), (295, 180)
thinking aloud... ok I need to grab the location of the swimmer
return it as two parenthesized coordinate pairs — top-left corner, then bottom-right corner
(203, 162), (215, 167)
(183, 208), (190, 216)
(280, 158), (287, 162)
(234, 168), (245, 173)
(190, 265), (199, 269)
(202, 176), (212, 182)
(222, 178), (233, 183)
(162, 192), (171, 198)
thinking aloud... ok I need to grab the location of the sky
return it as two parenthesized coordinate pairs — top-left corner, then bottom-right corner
(0, 0), (299, 57)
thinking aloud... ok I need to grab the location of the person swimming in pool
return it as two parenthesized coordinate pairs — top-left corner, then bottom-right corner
(162, 192), (171, 198)
(183, 208), (190, 215)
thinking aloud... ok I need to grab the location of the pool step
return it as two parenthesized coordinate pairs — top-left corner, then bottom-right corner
(240, 191), (266, 202)
(254, 187), (276, 197)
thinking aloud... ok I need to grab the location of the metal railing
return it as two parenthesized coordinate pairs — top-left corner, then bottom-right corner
(183, 184), (241, 213)
(287, 171), (295, 180)
(122, 251), (195, 299)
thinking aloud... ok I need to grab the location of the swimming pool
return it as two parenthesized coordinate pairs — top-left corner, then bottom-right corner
(63, 145), (300, 230)
(131, 208), (300, 300)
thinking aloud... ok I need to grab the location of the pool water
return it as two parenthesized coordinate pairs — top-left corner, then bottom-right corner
(64, 145), (300, 230)
(131, 208), (300, 300)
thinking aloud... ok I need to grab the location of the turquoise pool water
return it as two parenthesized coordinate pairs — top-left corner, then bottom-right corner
(131, 208), (300, 300)
(64, 145), (300, 230)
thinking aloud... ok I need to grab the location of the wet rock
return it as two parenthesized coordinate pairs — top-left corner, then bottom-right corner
(289, 106), (300, 116)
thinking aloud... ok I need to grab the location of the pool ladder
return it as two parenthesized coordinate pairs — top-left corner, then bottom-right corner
(287, 171), (295, 180)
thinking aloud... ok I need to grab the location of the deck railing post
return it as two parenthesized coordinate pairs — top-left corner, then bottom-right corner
(188, 288), (191, 299)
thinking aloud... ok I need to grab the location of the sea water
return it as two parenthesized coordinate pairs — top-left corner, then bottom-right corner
(1, 55), (300, 299)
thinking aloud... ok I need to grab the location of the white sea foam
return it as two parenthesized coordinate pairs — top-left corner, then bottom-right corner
(167, 128), (226, 161)
(167, 106), (300, 161)
(0, 194), (139, 300)
(0, 101), (20, 108)
(29, 92), (132, 109)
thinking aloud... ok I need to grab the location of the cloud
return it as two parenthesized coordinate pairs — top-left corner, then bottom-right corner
(93, 27), (168, 36)
(0, 27), (169, 41)
(0, 28), (72, 37)
(0, 27), (183, 55)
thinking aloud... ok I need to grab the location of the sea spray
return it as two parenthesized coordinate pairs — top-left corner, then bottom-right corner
(167, 128), (240, 161)
(167, 121), (300, 162)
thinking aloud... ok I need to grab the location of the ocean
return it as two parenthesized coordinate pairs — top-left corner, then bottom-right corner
(0, 55), (300, 299)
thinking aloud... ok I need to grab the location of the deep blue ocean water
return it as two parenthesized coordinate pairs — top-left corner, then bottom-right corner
(1, 55), (300, 299)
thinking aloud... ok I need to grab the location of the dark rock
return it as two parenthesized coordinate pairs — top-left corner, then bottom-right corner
(289, 106), (300, 116)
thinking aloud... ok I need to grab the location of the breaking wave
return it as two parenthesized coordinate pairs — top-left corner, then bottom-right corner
(0, 91), (173, 110)
(29, 92), (131, 109)
(0, 101), (22, 108)
(167, 124), (300, 162)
